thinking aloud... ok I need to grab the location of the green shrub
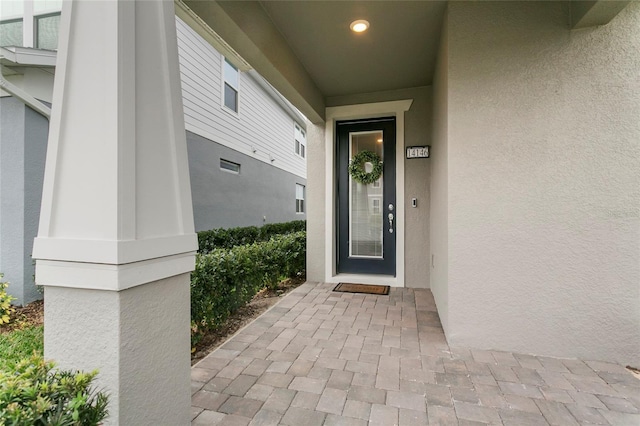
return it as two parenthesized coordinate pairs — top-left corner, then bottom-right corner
(256, 232), (306, 291)
(260, 221), (306, 239)
(197, 220), (306, 254)
(191, 231), (306, 344)
(191, 245), (263, 334)
(0, 274), (15, 325)
(0, 354), (108, 426)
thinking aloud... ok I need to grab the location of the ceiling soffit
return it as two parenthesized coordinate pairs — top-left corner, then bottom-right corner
(259, 1), (447, 98)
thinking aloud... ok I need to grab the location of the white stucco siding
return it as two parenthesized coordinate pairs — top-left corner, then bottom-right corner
(446, 2), (639, 364)
(45, 275), (191, 425)
(305, 122), (326, 282)
(430, 9), (449, 334)
(175, 17), (306, 179)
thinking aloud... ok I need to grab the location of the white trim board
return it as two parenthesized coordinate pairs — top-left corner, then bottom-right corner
(324, 99), (413, 288)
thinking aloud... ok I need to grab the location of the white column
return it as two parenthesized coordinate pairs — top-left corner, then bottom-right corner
(23, 0), (34, 48)
(32, 1), (197, 424)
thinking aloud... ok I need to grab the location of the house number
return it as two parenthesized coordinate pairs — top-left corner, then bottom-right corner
(406, 146), (430, 159)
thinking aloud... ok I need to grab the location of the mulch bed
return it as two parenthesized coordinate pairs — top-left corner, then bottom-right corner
(0, 300), (44, 334)
(191, 276), (304, 365)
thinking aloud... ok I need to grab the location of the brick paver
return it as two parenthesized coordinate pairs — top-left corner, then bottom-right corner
(192, 282), (640, 424)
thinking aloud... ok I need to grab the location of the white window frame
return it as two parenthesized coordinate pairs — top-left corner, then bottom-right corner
(296, 183), (305, 214)
(34, 11), (61, 50)
(222, 57), (239, 115)
(294, 123), (306, 159)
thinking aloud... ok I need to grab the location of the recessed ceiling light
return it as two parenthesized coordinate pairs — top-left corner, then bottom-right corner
(350, 19), (369, 33)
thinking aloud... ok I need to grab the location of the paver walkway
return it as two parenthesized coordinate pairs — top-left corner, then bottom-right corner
(191, 282), (640, 425)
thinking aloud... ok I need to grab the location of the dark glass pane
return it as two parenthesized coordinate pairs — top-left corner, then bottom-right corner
(0, 20), (23, 47)
(224, 83), (238, 112)
(349, 131), (383, 257)
(36, 13), (60, 50)
(220, 159), (240, 173)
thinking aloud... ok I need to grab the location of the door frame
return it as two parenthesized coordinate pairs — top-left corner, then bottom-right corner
(337, 119), (396, 275)
(324, 99), (413, 287)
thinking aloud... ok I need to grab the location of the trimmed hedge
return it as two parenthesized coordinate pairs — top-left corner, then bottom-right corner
(191, 231), (305, 343)
(197, 220), (306, 254)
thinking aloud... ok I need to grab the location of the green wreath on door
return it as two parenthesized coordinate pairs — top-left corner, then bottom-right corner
(348, 150), (383, 185)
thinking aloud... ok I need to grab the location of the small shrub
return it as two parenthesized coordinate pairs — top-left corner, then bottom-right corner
(191, 245), (264, 333)
(0, 274), (15, 325)
(0, 354), (108, 425)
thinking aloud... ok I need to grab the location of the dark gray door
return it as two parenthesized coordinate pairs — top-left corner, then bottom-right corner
(337, 118), (396, 275)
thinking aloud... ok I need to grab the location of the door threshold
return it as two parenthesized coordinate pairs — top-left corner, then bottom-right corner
(327, 273), (402, 288)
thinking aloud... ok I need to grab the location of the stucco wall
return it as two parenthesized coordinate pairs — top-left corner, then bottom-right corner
(22, 104), (48, 303)
(446, 2), (640, 364)
(0, 97), (25, 302)
(0, 98), (48, 305)
(187, 131), (307, 231)
(403, 88), (431, 289)
(430, 11), (449, 333)
(306, 122), (326, 282)
(45, 274), (191, 425)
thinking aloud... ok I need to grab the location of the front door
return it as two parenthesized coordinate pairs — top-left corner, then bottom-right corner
(337, 118), (396, 275)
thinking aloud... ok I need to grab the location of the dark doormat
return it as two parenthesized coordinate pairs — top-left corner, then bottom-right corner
(334, 283), (390, 295)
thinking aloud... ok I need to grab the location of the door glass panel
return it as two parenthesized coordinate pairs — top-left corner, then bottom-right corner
(349, 131), (383, 258)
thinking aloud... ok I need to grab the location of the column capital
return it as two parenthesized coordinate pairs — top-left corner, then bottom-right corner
(33, 0), (197, 289)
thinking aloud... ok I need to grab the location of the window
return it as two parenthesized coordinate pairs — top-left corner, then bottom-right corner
(35, 12), (61, 50)
(294, 123), (306, 159)
(220, 158), (240, 174)
(0, 19), (23, 47)
(372, 199), (380, 214)
(223, 58), (239, 112)
(296, 184), (305, 213)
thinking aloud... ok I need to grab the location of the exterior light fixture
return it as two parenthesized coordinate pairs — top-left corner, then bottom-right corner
(377, 138), (383, 143)
(350, 20), (369, 33)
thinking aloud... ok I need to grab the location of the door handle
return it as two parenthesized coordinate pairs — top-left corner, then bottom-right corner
(388, 212), (394, 234)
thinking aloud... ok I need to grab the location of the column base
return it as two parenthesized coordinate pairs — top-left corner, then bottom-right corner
(44, 273), (191, 425)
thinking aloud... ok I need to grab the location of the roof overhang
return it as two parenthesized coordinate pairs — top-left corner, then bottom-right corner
(0, 46), (57, 67)
(177, 1), (631, 125)
(570, 0), (631, 29)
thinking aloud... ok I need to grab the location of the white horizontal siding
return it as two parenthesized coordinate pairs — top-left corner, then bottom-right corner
(175, 17), (306, 179)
